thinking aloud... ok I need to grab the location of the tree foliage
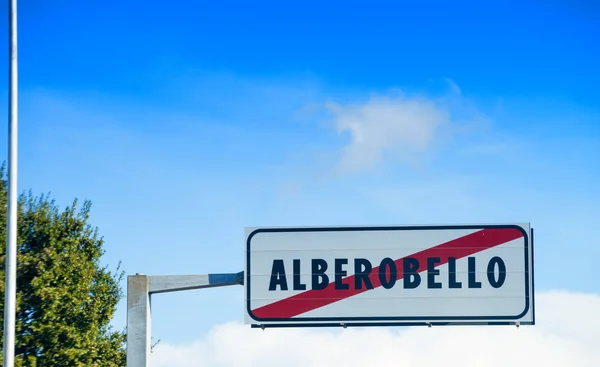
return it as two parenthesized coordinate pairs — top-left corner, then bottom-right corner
(0, 165), (126, 366)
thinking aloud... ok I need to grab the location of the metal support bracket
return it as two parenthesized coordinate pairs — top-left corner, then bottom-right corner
(126, 271), (243, 367)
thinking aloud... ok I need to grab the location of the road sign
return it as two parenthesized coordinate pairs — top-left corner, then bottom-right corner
(244, 224), (534, 328)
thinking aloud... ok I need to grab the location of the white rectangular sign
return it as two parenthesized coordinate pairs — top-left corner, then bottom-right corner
(244, 224), (534, 328)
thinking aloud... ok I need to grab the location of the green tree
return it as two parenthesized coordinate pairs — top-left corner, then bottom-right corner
(0, 164), (126, 366)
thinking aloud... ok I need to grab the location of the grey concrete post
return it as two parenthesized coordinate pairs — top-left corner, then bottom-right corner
(127, 274), (151, 367)
(126, 272), (243, 366)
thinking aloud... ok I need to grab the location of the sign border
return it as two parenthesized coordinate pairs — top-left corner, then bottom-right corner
(245, 224), (534, 326)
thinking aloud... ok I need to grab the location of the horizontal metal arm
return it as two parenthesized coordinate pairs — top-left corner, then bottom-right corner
(148, 271), (243, 294)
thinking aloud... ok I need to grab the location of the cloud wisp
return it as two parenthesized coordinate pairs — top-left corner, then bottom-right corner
(317, 83), (488, 174)
(327, 95), (447, 172)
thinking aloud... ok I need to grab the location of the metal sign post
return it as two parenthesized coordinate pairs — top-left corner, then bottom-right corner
(126, 223), (535, 365)
(3, 0), (19, 366)
(126, 272), (243, 367)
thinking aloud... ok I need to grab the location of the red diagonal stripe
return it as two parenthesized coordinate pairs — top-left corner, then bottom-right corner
(251, 227), (524, 319)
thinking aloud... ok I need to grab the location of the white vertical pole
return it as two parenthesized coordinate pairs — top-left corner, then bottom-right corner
(127, 275), (151, 367)
(3, 0), (18, 365)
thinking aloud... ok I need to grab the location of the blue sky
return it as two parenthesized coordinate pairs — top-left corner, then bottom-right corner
(0, 0), (598, 350)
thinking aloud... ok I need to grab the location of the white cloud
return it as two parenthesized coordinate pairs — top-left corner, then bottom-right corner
(326, 95), (447, 173)
(151, 291), (600, 367)
(320, 84), (489, 174)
